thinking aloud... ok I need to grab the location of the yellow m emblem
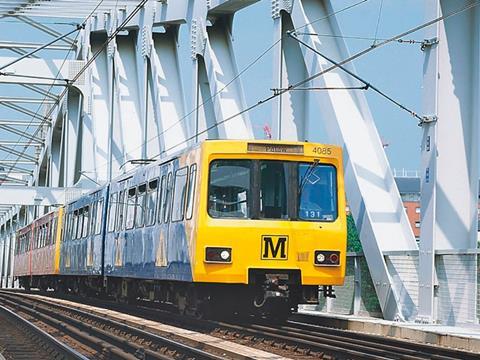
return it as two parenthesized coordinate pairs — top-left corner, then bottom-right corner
(261, 235), (288, 260)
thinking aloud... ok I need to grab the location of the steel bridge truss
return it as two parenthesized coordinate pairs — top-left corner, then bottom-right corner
(0, 0), (477, 326)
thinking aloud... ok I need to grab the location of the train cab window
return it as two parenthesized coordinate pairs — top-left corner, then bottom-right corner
(298, 163), (337, 221)
(186, 164), (197, 220)
(82, 206), (90, 238)
(108, 193), (118, 232)
(146, 179), (158, 226)
(163, 173), (173, 223)
(172, 167), (188, 222)
(208, 160), (251, 219)
(136, 183), (147, 228)
(259, 161), (288, 219)
(95, 199), (104, 235)
(126, 187), (136, 230)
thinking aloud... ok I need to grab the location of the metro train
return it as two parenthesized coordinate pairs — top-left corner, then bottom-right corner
(14, 140), (347, 319)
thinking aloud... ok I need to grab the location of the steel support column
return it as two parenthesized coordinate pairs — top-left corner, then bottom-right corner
(273, 0), (418, 320)
(419, 0), (479, 325)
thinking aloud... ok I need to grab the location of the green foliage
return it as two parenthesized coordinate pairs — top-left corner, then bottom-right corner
(347, 214), (362, 252)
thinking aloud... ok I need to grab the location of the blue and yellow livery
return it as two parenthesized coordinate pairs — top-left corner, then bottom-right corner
(13, 140), (346, 318)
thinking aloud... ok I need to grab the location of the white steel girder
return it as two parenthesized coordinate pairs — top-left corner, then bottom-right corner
(191, 1), (254, 141)
(272, 0), (418, 321)
(0, 186), (89, 206)
(418, 0), (479, 325)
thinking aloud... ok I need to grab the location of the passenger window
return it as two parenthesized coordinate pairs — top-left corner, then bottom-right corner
(108, 193), (118, 232)
(96, 199), (104, 235)
(146, 179), (158, 226)
(136, 184), (147, 228)
(73, 211), (79, 239)
(172, 167), (188, 222)
(186, 164), (197, 220)
(90, 202), (97, 236)
(116, 190), (125, 231)
(158, 175), (166, 223)
(163, 173), (173, 223)
(82, 206), (90, 238)
(126, 187), (136, 230)
(77, 208), (84, 239)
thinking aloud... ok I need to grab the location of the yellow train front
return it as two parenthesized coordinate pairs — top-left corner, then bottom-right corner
(192, 140), (346, 317)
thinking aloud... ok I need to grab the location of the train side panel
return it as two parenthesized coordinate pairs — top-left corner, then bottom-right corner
(59, 187), (108, 276)
(104, 146), (201, 282)
(30, 212), (57, 276)
(13, 224), (33, 277)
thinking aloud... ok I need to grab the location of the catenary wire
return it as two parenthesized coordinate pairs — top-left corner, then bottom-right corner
(143, 0), (480, 160)
(89, 0), (371, 176)
(0, 0), (107, 179)
(372, 0), (384, 46)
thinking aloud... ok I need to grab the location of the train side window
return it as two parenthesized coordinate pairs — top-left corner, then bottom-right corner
(90, 202), (97, 236)
(116, 190), (124, 231)
(186, 164), (197, 220)
(108, 193), (118, 232)
(72, 211), (77, 239)
(96, 198), (104, 235)
(68, 212), (73, 240)
(163, 172), (173, 223)
(146, 179), (158, 226)
(42, 225), (46, 247)
(136, 183), (147, 228)
(126, 187), (136, 230)
(172, 167), (188, 222)
(158, 175), (166, 223)
(77, 208), (84, 239)
(82, 206), (90, 238)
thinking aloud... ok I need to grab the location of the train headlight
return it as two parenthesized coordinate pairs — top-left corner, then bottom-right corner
(314, 250), (340, 266)
(205, 247), (232, 263)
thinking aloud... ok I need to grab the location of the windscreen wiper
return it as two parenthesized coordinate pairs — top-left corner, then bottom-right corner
(299, 160), (320, 196)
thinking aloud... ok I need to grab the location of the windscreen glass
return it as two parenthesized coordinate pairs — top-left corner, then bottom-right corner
(298, 164), (337, 221)
(208, 160), (251, 218)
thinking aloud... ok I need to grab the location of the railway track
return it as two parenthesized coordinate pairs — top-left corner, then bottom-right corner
(0, 291), (228, 360)
(0, 303), (86, 360)
(2, 289), (479, 360)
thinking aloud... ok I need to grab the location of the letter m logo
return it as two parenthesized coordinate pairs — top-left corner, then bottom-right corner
(261, 236), (288, 260)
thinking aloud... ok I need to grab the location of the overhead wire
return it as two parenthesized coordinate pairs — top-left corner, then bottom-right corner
(372, 0), (384, 46)
(0, 0), (107, 179)
(89, 0), (371, 175)
(295, 33), (424, 45)
(143, 0), (480, 160)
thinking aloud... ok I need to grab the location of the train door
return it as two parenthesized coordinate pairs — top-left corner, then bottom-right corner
(156, 162), (173, 268)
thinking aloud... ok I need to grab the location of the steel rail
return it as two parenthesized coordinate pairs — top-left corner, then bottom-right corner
(0, 291), (226, 360)
(0, 304), (88, 360)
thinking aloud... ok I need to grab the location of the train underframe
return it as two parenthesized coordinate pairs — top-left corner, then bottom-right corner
(18, 270), (324, 320)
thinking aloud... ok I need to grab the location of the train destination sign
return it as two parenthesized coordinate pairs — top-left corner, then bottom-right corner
(247, 143), (304, 154)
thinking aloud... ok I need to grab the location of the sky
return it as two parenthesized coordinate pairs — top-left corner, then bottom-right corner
(231, 0), (426, 172)
(0, 0), (427, 175)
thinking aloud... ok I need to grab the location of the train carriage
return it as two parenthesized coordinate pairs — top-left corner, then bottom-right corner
(14, 140), (347, 319)
(60, 187), (108, 279)
(14, 207), (64, 290)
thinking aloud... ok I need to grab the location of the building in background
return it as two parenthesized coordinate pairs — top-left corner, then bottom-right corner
(395, 174), (480, 243)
